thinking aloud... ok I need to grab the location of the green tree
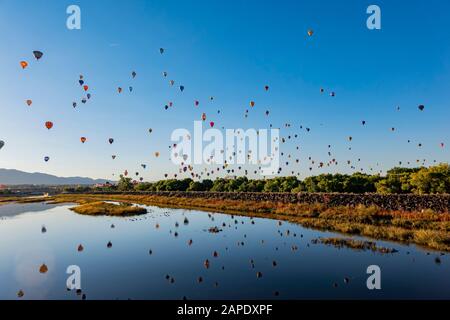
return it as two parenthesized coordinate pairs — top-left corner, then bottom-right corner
(410, 163), (450, 194)
(117, 175), (133, 191)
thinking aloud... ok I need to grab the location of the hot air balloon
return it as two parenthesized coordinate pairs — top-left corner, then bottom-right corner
(362, 120), (366, 125)
(307, 29), (314, 36)
(79, 80), (84, 86)
(39, 264), (48, 273)
(108, 138), (114, 144)
(155, 152), (160, 157)
(83, 85), (89, 91)
(159, 48), (165, 54)
(0, 140), (5, 150)
(141, 164), (147, 169)
(33, 51), (43, 60)
(44, 156), (50, 162)
(73, 102), (77, 108)
(265, 85), (269, 91)
(149, 128), (153, 133)
(45, 121), (53, 130)
(201, 113), (207, 121)
(26, 100), (32, 106)
(132, 71), (137, 78)
(20, 61), (28, 69)
(210, 121), (215, 128)
(162, 71), (168, 77)
(80, 137), (87, 143)
(124, 170), (128, 176)
(129, 86), (133, 92)
(87, 93), (91, 99)
(418, 105), (425, 111)
(180, 85), (185, 92)
(81, 98), (87, 104)
(250, 101), (255, 107)
(112, 155), (116, 159)
(118, 87), (122, 93)
(330, 92), (335, 97)
(195, 100), (199, 107)
(265, 110), (270, 116)
(441, 143), (445, 148)
(169, 80), (175, 86)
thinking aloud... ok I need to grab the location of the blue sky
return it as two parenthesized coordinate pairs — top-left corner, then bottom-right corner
(0, 0), (449, 181)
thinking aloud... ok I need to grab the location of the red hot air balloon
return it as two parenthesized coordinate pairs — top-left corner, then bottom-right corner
(45, 121), (53, 130)
(210, 121), (215, 128)
(80, 137), (87, 143)
(26, 100), (32, 106)
(83, 85), (89, 91)
(250, 101), (255, 107)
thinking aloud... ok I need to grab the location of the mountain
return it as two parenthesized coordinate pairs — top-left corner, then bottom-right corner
(0, 168), (112, 185)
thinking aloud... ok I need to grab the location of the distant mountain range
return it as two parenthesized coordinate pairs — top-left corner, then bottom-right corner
(0, 168), (111, 185)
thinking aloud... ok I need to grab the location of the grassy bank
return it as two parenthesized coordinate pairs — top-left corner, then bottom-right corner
(49, 193), (450, 252)
(70, 201), (147, 216)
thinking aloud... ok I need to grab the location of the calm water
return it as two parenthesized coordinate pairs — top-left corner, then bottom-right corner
(0, 202), (448, 300)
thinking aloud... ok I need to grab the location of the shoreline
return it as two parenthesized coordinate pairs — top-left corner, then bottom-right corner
(49, 193), (450, 252)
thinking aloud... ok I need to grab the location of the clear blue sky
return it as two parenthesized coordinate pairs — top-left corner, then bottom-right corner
(0, 0), (449, 181)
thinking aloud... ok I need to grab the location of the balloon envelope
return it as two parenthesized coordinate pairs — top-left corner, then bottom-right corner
(33, 51), (43, 60)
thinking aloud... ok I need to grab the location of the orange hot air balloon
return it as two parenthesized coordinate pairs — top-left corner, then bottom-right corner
(39, 264), (48, 274)
(201, 113), (207, 121)
(45, 121), (53, 130)
(155, 152), (160, 157)
(250, 101), (255, 107)
(80, 137), (87, 143)
(83, 85), (89, 91)
(26, 100), (32, 106)
(307, 29), (314, 36)
(20, 61), (28, 69)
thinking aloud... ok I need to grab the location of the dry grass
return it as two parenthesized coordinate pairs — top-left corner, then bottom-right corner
(311, 237), (398, 254)
(50, 193), (450, 251)
(0, 196), (48, 205)
(70, 201), (147, 216)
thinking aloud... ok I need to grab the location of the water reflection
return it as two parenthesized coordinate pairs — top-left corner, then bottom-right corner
(0, 203), (448, 300)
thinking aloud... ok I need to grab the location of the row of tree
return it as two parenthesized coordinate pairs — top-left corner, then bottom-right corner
(99, 163), (450, 195)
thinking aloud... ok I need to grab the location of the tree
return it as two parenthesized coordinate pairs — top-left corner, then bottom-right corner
(410, 163), (450, 194)
(117, 175), (133, 191)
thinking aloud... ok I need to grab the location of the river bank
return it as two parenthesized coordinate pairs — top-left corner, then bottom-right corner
(49, 193), (450, 252)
